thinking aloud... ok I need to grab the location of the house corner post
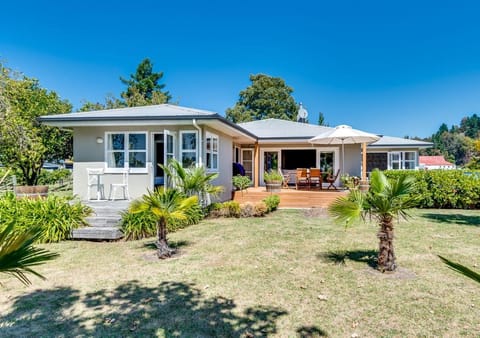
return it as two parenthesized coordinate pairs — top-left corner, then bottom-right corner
(254, 142), (260, 187)
(362, 142), (367, 181)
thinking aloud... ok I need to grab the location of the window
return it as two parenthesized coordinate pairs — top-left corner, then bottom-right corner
(388, 151), (417, 170)
(206, 132), (219, 171)
(180, 131), (198, 168)
(106, 132), (147, 172)
(403, 152), (416, 169)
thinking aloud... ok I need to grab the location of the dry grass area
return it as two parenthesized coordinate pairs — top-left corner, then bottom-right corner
(1, 209), (479, 337)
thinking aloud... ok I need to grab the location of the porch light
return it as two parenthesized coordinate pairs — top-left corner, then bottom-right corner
(96, 137), (104, 144)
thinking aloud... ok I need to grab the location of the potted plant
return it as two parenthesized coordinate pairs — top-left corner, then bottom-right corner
(264, 170), (283, 192)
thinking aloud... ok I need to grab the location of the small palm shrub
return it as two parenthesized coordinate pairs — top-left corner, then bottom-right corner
(121, 194), (204, 241)
(0, 221), (59, 285)
(0, 193), (91, 243)
(263, 195), (280, 212)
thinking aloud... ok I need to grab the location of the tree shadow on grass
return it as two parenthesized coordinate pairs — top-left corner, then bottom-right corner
(142, 240), (191, 250)
(1, 281), (287, 337)
(297, 325), (329, 337)
(420, 213), (480, 227)
(318, 249), (377, 268)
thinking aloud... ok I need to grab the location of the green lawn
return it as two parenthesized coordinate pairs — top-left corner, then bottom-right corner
(1, 209), (479, 337)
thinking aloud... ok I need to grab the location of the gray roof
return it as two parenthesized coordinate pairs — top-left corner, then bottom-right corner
(239, 119), (432, 148)
(39, 104), (217, 122)
(369, 135), (432, 148)
(39, 106), (432, 148)
(239, 119), (332, 139)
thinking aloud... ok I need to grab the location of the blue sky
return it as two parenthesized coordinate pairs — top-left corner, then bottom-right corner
(1, 0), (479, 138)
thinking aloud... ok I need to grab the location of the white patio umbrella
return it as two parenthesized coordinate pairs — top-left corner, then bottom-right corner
(308, 125), (380, 175)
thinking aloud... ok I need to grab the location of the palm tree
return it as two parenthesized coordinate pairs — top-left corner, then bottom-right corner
(162, 159), (223, 207)
(438, 256), (480, 284)
(129, 187), (198, 259)
(0, 221), (59, 285)
(329, 169), (418, 272)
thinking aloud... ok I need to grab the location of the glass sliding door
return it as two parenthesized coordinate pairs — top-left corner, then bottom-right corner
(317, 148), (340, 187)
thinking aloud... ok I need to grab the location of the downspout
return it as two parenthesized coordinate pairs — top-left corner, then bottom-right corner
(192, 119), (202, 167)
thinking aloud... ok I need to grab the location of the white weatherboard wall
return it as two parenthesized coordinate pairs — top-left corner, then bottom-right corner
(201, 127), (233, 202)
(73, 126), (153, 200)
(73, 125), (234, 201)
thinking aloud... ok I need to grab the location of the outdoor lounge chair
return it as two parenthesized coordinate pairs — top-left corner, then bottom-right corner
(326, 169), (340, 190)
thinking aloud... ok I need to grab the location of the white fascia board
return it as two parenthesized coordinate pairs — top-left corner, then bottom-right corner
(41, 120), (196, 127)
(257, 138), (312, 145)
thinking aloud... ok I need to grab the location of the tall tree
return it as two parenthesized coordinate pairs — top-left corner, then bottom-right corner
(120, 58), (171, 107)
(0, 65), (73, 185)
(317, 112), (327, 126)
(225, 74), (298, 123)
(79, 94), (124, 112)
(329, 170), (418, 272)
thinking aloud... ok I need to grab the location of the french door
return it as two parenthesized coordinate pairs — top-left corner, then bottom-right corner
(241, 149), (254, 183)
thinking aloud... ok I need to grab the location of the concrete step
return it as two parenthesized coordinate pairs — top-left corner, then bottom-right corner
(76, 200), (129, 240)
(72, 227), (123, 240)
(85, 216), (122, 227)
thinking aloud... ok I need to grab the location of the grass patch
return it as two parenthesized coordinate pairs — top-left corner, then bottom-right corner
(0, 209), (479, 336)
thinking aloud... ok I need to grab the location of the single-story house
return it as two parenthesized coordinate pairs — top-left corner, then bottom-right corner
(418, 155), (456, 169)
(39, 104), (432, 201)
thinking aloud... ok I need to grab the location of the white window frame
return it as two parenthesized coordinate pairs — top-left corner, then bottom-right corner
(105, 131), (148, 173)
(241, 148), (254, 183)
(179, 130), (199, 168)
(205, 132), (219, 172)
(388, 151), (417, 170)
(260, 148), (281, 183)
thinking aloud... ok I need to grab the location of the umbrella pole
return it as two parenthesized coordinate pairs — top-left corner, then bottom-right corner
(342, 141), (345, 174)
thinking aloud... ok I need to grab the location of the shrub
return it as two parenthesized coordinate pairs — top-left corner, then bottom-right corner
(240, 203), (255, 217)
(0, 193), (91, 243)
(120, 210), (156, 241)
(263, 195), (280, 212)
(254, 202), (268, 217)
(232, 175), (252, 191)
(37, 169), (72, 185)
(205, 202), (224, 218)
(383, 169), (480, 209)
(221, 201), (241, 218)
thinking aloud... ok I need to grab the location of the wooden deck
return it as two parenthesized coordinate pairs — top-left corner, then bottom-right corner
(232, 187), (347, 209)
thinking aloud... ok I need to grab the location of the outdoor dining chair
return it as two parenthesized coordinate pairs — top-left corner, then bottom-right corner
(309, 168), (322, 189)
(295, 168), (309, 189)
(326, 169), (341, 190)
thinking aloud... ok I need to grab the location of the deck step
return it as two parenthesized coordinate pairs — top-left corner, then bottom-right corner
(72, 226), (123, 240)
(85, 216), (122, 227)
(73, 200), (130, 240)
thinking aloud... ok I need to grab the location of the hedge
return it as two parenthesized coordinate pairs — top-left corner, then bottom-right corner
(383, 170), (480, 209)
